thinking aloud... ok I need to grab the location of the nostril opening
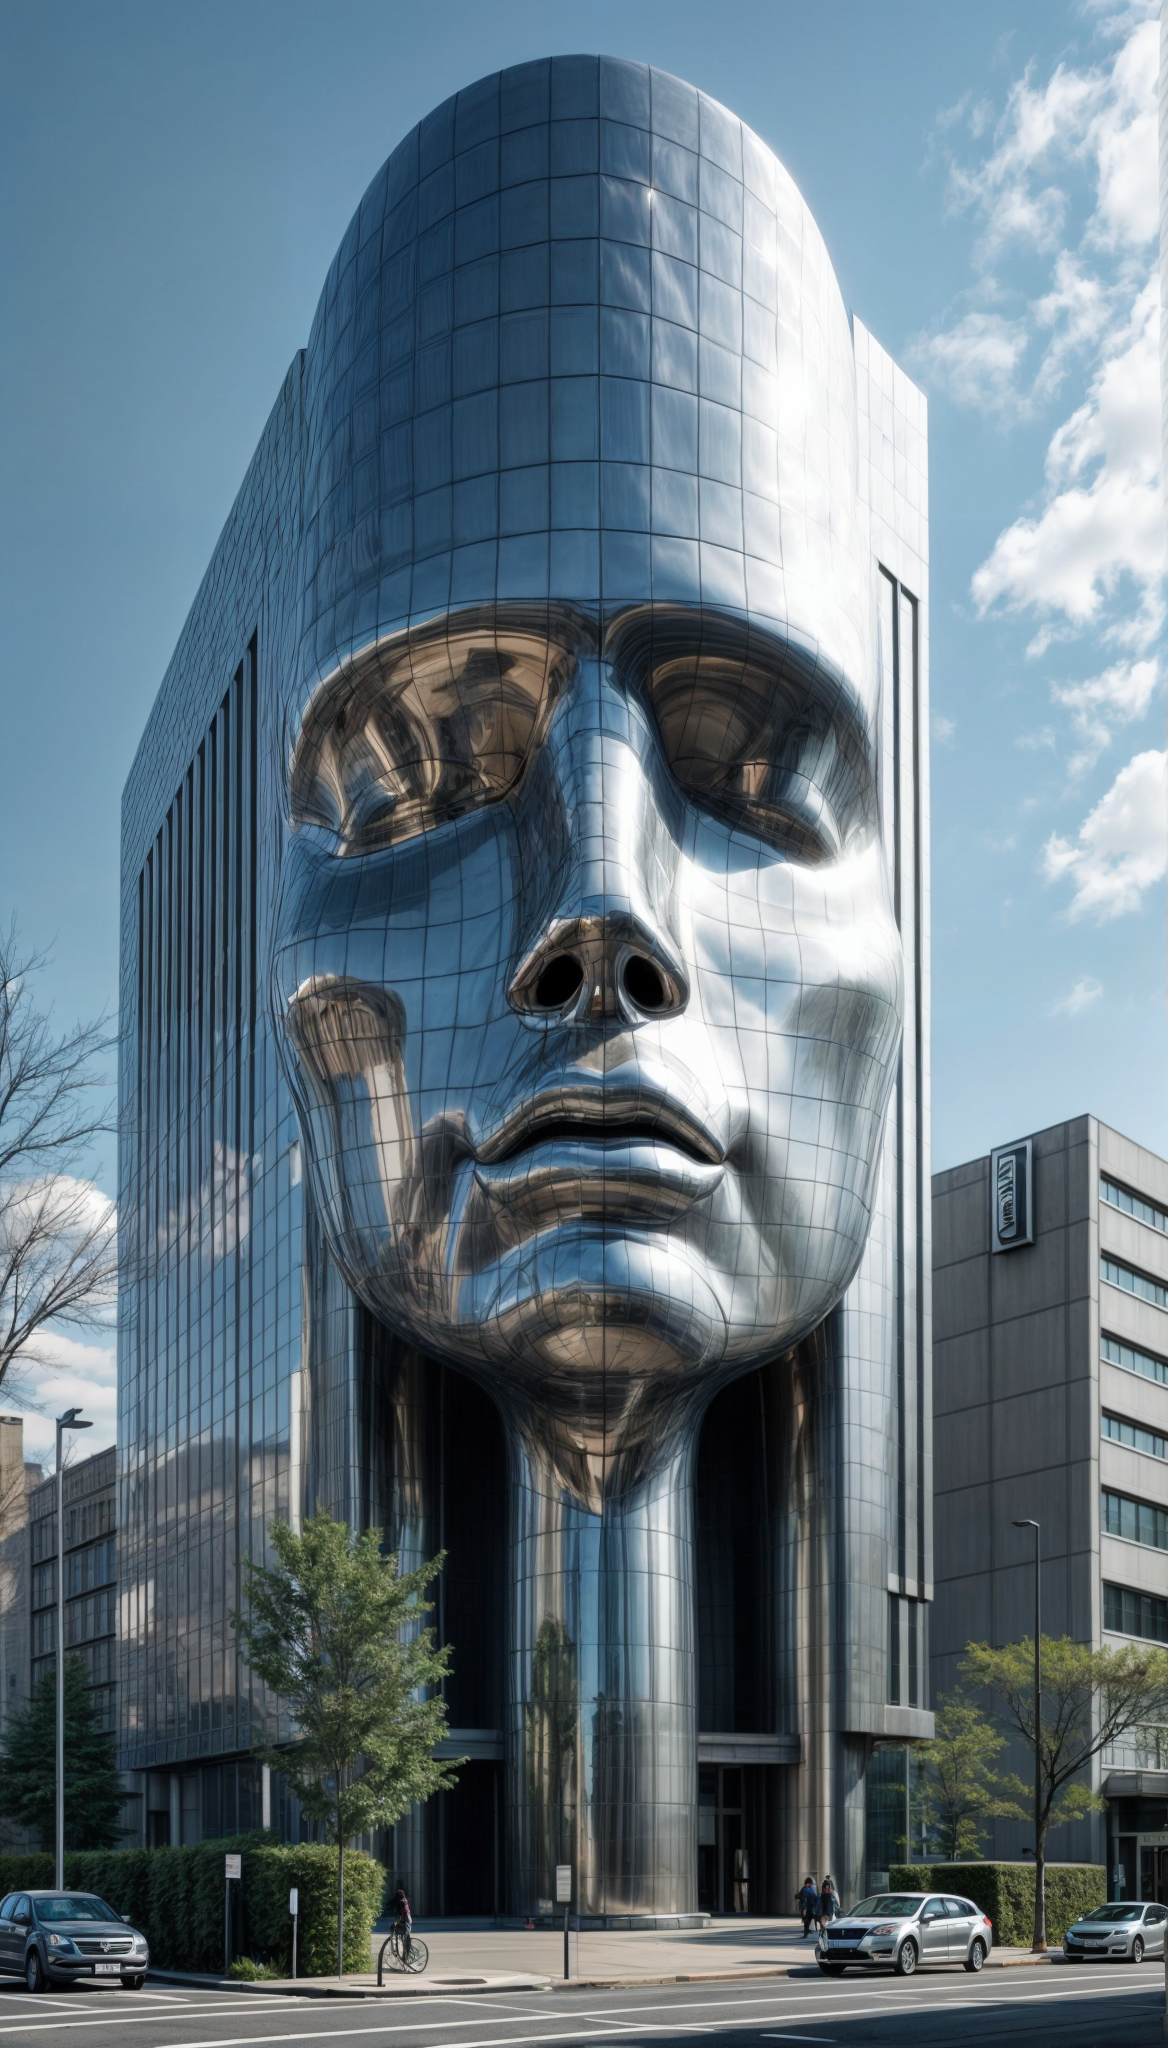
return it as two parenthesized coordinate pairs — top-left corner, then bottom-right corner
(533, 954), (585, 1009)
(623, 955), (667, 1012)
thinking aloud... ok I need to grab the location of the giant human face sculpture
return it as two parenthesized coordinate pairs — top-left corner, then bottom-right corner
(273, 59), (902, 1495)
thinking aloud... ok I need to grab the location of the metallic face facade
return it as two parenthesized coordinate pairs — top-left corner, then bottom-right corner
(273, 59), (903, 1494)
(277, 602), (899, 1478)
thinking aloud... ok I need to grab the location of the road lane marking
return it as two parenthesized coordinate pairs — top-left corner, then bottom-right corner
(0, 1983), (1159, 2044)
(0, 1975), (1158, 2040)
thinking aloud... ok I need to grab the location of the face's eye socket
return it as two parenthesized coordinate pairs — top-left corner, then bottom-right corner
(292, 615), (574, 854)
(608, 610), (876, 864)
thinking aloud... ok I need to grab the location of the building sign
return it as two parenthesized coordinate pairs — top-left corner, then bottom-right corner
(991, 1139), (1034, 1252)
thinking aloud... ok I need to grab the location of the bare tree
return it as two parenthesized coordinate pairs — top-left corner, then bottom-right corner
(0, 924), (117, 1401)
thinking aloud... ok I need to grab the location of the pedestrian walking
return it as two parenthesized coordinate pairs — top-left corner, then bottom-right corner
(796, 1876), (819, 1937)
(818, 1876), (840, 1932)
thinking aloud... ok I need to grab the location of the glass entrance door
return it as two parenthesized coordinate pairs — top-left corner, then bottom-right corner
(698, 1766), (749, 1913)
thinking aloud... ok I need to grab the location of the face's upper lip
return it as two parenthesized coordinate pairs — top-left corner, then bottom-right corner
(475, 1082), (725, 1168)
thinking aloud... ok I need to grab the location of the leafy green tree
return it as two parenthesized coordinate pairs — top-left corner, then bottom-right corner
(0, 1657), (124, 1848)
(919, 1692), (1025, 1860)
(232, 1510), (462, 1977)
(962, 1635), (1168, 1951)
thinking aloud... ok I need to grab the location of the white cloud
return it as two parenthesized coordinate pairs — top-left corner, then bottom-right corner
(1051, 975), (1104, 1015)
(1052, 655), (1160, 772)
(1042, 747), (1167, 919)
(971, 275), (1163, 645)
(932, 712), (957, 744)
(914, 310), (1030, 414)
(7, 1331), (118, 1466)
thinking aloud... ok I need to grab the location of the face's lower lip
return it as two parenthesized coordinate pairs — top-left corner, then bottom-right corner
(472, 1135), (725, 1221)
(477, 1095), (725, 1168)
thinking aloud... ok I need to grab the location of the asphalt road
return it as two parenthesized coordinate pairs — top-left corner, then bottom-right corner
(0, 1966), (1164, 2048)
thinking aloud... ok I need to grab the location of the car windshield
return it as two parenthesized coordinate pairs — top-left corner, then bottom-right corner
(849, 1896), (921, 1919)
(33, 1897), (123, 1923)
(1080, 1906), (1142, 1924)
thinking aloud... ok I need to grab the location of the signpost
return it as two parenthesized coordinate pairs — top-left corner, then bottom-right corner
(290, 1887), (299, 1981)
(555, 1865), (572, 1981)
(225, 1853), (242, 1976)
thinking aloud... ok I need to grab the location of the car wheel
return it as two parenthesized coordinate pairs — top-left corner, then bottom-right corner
(894, 1938), (918, 1977)
(25, 1950), (44, 1994)
(964, 1939), (986, 1974)
(1131, 1936), (1144, 1964)
(818, 1962), (845, 1975)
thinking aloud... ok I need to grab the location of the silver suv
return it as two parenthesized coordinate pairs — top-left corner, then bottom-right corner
(818, 1892), (993, 1976)
(0, 1892), (150, 1992)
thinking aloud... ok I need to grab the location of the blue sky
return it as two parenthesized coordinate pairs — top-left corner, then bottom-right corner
(1, 0), (1164, 1456)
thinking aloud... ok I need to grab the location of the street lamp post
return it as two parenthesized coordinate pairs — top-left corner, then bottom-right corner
(55, 1408), (92, 1889)
(1013, 1517), (1043, 1952)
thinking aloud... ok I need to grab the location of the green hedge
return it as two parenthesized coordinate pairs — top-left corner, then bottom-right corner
(0, 1837), (383, 1976)
(889, 1862), (1107, 1946)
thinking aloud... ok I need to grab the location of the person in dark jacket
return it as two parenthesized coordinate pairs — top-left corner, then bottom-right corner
(818, 1876), (840, 1929)
(797, 1877), (819, 1937)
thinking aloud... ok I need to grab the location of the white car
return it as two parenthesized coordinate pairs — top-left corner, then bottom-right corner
(1063, 1901), (1167, 1962)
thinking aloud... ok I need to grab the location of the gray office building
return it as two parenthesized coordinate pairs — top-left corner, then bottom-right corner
(932, 1115), (1168, 1895)
(119, 55), (932, 1913)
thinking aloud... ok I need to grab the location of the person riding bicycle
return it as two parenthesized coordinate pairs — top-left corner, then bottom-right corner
(391, 1885), (412, 1958)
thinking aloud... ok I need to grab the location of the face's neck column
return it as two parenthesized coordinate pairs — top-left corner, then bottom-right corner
(503, 1421), (699, 1924)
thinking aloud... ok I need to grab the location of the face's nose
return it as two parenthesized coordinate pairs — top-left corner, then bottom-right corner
(507, 657), (689, 1024)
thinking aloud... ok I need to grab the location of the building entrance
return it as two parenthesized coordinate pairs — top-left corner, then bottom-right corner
(1139, 1835), (1168, 1901)
(698, 1766), (751, 1914)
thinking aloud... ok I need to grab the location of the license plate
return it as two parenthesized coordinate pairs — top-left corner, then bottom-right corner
(94, 1962), (122, 1974)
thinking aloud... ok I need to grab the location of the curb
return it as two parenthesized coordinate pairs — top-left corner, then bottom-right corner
(149, 1972), (554, 1999)
(151, 1952), (1056, 1998)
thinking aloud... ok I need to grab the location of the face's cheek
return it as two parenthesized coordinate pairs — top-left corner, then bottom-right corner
(681, 831), (902, 1313)
(273, 822), (535, 1299)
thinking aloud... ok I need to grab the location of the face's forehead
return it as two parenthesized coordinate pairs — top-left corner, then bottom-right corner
(296, 56), (870, 742)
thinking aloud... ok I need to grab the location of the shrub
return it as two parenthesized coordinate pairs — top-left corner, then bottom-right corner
(245, 1844), (384, 1975)
(889, 1861), (1107, 1946)
(0, 1834), (382, 1976)
(228, 1956), (281, 1980)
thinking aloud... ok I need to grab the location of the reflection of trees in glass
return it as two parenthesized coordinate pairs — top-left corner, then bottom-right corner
(527, 1615), (576, 1882)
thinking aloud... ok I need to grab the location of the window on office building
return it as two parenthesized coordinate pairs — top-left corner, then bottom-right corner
(1103, 1334), (1168, 1389)
(1102, 1256), (1168, 1311)
(1105, 1583), (1168, 1643)
(1103, 1489), (1168, 1551)
(1103, 1412), (1168, 1460)
(1102, 1176), (1168, 1235)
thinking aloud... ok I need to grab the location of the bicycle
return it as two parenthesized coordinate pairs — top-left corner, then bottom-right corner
(377, 1923), (429, 1981)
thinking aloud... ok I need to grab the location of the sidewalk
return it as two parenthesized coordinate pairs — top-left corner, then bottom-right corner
(151, 1917), (1060, 1997)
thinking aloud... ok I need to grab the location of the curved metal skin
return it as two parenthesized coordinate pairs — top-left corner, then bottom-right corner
(272, 57), (905, 1919)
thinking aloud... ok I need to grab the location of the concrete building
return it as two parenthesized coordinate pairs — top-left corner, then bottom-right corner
(932, 1115), (1168, 1894)
(0, 1416), (45, 1841)
(28, 1445), (119, 1743)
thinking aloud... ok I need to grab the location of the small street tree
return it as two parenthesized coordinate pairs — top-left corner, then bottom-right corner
(919, 1692), (1025, 1860)
(233, 1509), (462, 1977)
(0, 1657), (124, 1848)
(962, 1635), (1168, 1951)
(0, 925), (117, 1404)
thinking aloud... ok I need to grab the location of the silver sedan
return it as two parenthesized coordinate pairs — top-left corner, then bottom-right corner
(1064, 1902), (1168, 1962)
(817, 1892), (994, 1976)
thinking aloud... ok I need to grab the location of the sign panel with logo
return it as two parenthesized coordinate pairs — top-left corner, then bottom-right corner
(225, 1853), (242, 1879)
(990, 1139), (1034, 1253)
